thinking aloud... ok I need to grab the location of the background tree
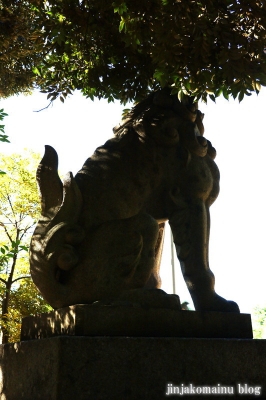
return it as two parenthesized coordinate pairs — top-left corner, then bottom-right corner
(252, 306), (266, 339)
(0, 0), (266, 103)
(0, 107), (9, 175)
(0, 151), (51, 343)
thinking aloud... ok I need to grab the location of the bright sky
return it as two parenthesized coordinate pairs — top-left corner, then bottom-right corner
(1, 88), (266, 318)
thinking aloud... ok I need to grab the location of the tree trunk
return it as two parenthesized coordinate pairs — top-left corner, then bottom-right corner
(1, 286), (10, 344)
(1, 248), (18, 344)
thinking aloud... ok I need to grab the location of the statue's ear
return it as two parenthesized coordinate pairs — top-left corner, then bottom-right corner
(37, 145), (63, 219)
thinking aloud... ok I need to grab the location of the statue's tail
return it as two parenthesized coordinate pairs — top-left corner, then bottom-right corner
(30, 146), (84, 308)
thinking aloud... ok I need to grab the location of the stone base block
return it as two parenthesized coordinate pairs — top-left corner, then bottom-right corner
(21, 304), (253, 340)
(1, 336), (265, 400)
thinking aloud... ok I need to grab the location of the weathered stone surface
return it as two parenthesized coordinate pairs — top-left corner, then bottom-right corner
(1, 336), (265, 400)
(21, 305), (252, 341)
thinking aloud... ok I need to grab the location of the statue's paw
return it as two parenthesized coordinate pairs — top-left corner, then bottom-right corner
(195, 293), (240, 313)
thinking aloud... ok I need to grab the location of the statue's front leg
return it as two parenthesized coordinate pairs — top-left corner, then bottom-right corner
(168, 195), (239, 313)
(144, 222), (165, 289)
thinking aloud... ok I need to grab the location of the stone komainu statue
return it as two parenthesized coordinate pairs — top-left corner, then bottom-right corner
(30, 89), (239, 312)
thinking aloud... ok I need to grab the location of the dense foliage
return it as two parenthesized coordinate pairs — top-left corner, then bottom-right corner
(253, 306), (266, 339)
(0, 152), (51, 343)
(0, 0), (266, 103)
(0, 1), (44, 97)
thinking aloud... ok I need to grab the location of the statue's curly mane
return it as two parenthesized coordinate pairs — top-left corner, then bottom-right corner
(113, 88), (199, 137)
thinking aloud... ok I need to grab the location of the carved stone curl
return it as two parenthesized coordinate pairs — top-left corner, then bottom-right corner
(30, 88), (239, 312)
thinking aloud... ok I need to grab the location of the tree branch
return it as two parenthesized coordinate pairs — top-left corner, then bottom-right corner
(7, 229), (20, 288)
(0, 277), (7, 285)
(11, 275), (31, 284)
(0, 222), (13, 243)
(19, 222), (36, 240)
(34, 101), (53, 112)
(7, 194), (16, 219)
(4, 214), (16, 227)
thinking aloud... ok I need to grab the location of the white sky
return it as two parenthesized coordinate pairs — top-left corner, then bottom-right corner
(1, 89), (266, 316)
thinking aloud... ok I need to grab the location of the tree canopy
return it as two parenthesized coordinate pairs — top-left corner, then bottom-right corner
(0, 0), (266, 103)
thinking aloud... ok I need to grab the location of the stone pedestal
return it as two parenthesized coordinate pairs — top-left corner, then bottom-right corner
(0, 307), (260, 399)
(20, 304), (253, 340)
(1, 336), (265, 400)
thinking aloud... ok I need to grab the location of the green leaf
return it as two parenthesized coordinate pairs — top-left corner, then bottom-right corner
(19, 246), (29, 252)
(119, 18), (125, 33)
(0, 135), (10, 143)
(178, 90), (185, 102)
(238, 90), (244, 102)
(122, 108), (130, 119)
(113, 3), (127, 15)
(222, 88), (229, 101)
(0, 110), (8, 119)
(32, 67), (41, 76)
